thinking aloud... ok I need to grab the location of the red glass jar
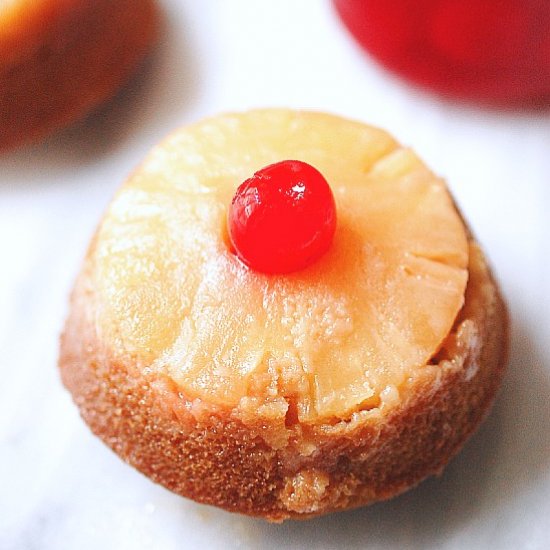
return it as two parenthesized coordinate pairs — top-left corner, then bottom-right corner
(334, 0), (550, 105)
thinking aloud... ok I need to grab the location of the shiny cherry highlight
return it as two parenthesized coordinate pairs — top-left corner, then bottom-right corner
(228, 160), (337, 274)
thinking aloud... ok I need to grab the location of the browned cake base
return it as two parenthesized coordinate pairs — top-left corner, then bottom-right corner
(60, 239), (507, 521)
(0, 0), (158, 152)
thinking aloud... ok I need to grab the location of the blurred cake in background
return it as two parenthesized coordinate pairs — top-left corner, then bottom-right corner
(0, 0), (158, 152)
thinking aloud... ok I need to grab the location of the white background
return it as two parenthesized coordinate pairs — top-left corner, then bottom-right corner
(1, 1), (549, 548)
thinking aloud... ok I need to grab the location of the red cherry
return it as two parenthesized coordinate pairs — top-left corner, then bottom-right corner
(228, 160), (337, 274)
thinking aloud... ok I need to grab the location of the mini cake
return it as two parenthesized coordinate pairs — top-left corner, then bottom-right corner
(0, 0), (158, 152)
(60, 109), (508, 521)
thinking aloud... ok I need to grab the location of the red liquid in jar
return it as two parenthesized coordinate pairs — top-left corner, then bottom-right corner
(333, 0), (550, 105)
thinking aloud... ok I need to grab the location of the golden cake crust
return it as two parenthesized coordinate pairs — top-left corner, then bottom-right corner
(0, 0), (158, 152)
(60, 232), (507, 521)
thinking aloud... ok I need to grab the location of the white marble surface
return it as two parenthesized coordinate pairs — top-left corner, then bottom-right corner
(1, 1), (549, 548)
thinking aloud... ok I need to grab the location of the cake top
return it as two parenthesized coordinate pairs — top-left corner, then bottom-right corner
(90, 109), (468, 423)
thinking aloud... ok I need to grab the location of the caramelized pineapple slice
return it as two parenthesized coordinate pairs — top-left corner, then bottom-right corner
(93, 110), (468, 422)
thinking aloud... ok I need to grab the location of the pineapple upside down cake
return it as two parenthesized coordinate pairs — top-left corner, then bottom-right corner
(60, 110), (508, 521)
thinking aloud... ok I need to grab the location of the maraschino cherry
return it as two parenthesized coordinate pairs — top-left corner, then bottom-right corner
(228, 160), (337, 274)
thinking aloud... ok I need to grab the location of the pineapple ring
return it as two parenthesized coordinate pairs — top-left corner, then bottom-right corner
(93, 110), (469, 421)
(0, 0), (158, 152)
(60, 110), (508, 520)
